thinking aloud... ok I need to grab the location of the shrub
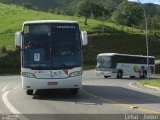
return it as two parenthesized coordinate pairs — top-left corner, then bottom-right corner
(1, 46), (7, 53)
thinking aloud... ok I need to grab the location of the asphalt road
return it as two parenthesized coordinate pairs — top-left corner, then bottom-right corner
(0, 70), (160, 120)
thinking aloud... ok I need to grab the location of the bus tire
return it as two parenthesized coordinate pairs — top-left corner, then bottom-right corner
(69, 88), (78, 95)
(143, 71), (147, 78)
(140, 71), (147, 78)
(26, 90), (33, 95)
(104, 76), (109, 78)
(117, 70), (123, 79)
(130, 76), (135, 79)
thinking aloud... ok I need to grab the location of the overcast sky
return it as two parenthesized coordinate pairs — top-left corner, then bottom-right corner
(128, 0), (160, 5)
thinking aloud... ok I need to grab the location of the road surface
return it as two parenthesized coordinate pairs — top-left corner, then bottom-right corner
(0, 70), (160, 120)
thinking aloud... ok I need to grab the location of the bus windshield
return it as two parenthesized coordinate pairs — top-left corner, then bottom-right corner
(22, 23), (82, 70)
(96, 56), (112, 68)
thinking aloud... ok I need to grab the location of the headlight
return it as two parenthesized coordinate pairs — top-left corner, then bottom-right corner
(69, 70), (82, 77)
(22, 72), (36, 78)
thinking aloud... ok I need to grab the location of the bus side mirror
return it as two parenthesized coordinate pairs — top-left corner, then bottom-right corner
(81, 31), (88, 46)
(15, 31), (22, 49)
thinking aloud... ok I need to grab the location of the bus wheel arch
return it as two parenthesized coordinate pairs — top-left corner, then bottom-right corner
(117, 70), (123, 79)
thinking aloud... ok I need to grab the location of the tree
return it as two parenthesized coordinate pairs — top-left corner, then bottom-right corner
(48, 8), (64, 15)
(77, 0), (92, 25)
(140, 14), (160, 31)
(23, 3), (32, 9)
(111, 1), (144, 26)
(91, 3), (108, 20)
(77, 0), (108, 25)
(151, 15), (160, 30)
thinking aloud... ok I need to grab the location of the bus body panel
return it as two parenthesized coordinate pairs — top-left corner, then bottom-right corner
(22, 76), (82, 90)
(96, 64), (155, 78)
(21, 67), (82, 90)
(116, 63), (155, 77)
(96, 53), (155, 78)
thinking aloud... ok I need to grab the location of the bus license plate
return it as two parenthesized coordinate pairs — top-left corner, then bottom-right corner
(48, 82), (58, 85)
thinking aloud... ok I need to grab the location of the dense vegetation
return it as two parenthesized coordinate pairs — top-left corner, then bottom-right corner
(84, 34), (160, 64)
(0, 0), (123, 13)
(0, 3), (146, 49)
(0, 3), (160, 74)
(0, 0), (160, 26)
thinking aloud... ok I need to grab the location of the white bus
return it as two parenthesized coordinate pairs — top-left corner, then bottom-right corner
(15, 20), (88, 95)
(96, 53), (155, 79)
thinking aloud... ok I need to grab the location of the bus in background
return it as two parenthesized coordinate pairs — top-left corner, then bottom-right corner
(15, 20), (88, 95)
(96, 53), (155, 79)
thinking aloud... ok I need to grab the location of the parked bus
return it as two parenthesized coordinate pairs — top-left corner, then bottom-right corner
(96, 53), (155, 78)
(15, 20), (88, 95)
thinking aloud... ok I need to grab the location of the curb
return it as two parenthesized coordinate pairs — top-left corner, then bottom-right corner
(143, 84), (160, 91)
(135, 82), (160, 91)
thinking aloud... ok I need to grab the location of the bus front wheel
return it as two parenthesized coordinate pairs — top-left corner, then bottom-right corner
(117, 70), (123, 79)
(26, 90), (33, 95)
(69, 88), (78, 95)
(104, 76), (109, 78)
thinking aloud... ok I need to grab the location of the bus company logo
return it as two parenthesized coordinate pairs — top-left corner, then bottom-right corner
(58, 70), (62, 75)
(54, 71), (57, 76)
(63, 69), (68, 75)
(50, 71), (53, 77)
(50, 71), (62, 77)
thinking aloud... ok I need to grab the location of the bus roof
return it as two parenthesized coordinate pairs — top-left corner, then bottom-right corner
(23, 20), (78, 25)
(97, 53), (155, 58)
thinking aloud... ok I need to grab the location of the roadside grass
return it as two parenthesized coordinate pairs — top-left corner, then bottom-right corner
(139, 79), (160, 87)
(155, 60), (160, 64)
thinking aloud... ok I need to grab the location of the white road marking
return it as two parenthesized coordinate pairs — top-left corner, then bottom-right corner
(81, 88), (160, 114)
(129, 82), (159, 94)
(2, 84), (10, 93)
(2, 91), (29, 120)
(2, 86), (8, 93)
(2, 91), (20, 114)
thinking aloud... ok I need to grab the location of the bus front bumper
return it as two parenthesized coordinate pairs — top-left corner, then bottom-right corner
(22, 76), (82, 90)
(96, 70), (113, 77)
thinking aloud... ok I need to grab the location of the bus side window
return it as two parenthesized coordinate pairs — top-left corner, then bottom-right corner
(112, 56), (117, 68)
(149, 58), (155, 64)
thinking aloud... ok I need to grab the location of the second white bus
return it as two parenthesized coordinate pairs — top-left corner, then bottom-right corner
(96, 53), (155, 78)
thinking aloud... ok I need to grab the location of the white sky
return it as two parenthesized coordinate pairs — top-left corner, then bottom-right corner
(128, 0), (160, 5)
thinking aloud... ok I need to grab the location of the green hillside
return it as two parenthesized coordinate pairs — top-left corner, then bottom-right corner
(0, 3), (160, 73)
(0, 3), (143, 49)
(0, 0), (123, 12)
(0, 0), (160, 17)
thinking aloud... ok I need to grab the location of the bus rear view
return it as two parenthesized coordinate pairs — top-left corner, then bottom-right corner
(15, 20), (88, 95)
